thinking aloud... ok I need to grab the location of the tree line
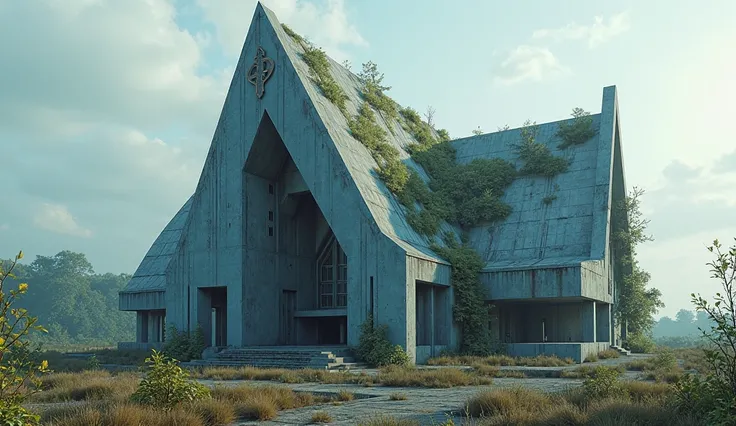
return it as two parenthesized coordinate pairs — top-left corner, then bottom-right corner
(2, 250), (134, 346)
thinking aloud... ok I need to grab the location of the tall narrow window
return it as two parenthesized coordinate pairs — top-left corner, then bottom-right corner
(318, 236), (348, 309)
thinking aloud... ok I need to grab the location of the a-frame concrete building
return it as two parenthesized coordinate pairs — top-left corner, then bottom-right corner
(119, 3), (629, 364)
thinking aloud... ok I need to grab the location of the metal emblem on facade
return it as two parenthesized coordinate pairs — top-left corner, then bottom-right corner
(247, 46), (275, 99)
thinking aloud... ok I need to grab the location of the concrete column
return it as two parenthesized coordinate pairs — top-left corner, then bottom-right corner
(596, 303), (612, 343)
(580, 301), (596, 342)
(429, 286), (435, 356)
(136, 311), (145, 343)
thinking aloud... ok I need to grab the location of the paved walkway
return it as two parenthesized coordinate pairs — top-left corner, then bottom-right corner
(202, 377), (582, 425)
(207, 354), (654, 425)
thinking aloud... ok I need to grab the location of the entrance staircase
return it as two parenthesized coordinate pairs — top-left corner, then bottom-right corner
(610, 345), (631, 356)
(192, 346), (363, 370)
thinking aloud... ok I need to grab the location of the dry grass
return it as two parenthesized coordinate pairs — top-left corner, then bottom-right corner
(428, 354), (574, 367)
(463, 382), (701, 425)
(32, 370), (140, 403)
(389, 392), (407, 401)
(197, 365), (492, 388)
(624, 351), (689, 383)
(310, 410), (333, 423)
(35, 375), (325, 425)
(673, 348), (711, 374)
(560, 365), (625, 379)
(597, 349), (621, 359)
(194, 366), (373, 385)
(357, 415), (420, 425)
(376, 365), (492, 388)
(336, 389), (355, 401)
(41, 403), (212, 426)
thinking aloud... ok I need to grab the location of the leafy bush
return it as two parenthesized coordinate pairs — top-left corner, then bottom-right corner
(624, 332), (656, 353)
(162, 324), (205, 362)
(356, 314), (409, 367)
(0, 251), (50, 425)
(582, 366), (627, 400)
(130, 350), (210, 410)
(676, 238), (736, 423)
(514, 120), (569, 177)
(556, 108), (597, 149)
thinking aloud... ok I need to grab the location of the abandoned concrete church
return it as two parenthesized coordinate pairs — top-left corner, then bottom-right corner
(119, 3), (629, 364)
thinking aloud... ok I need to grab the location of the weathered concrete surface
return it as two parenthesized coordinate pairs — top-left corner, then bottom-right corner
(119, 1), (630, 363)
(204, 378), (582, 426)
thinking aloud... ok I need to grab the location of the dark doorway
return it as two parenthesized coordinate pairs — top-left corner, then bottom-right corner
(198, 286), (227, 347)
(317, 316), (347, 345)
(280, 290), (297, 344)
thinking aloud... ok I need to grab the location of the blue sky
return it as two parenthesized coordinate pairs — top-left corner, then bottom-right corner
(0, 0), (734, 319)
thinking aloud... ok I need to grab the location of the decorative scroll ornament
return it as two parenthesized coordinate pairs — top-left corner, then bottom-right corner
(247, 46), (275, 99)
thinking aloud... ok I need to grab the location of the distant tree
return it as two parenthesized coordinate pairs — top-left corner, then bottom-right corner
(675, 309), (695, 325)
(13, 251), (134, 345)
(472, 126), (483, 136)
(497, 124), (510, 131)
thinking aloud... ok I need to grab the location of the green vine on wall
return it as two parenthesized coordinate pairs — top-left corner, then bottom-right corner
(557, 108), (597, 149)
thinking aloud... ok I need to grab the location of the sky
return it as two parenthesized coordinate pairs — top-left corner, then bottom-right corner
(1, 0), (734, 319)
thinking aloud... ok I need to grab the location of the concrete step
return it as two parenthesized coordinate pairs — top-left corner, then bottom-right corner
(196, 347), (357, 370)
(610, 345), (631, 356)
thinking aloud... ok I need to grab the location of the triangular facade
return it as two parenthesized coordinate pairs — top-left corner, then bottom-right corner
(120, 2), (629, 364)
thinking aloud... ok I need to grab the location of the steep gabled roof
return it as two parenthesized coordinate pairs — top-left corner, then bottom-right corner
(122, 3), (621, 297)
(120, 196), (192, 293)
(449, 115), (610, 270)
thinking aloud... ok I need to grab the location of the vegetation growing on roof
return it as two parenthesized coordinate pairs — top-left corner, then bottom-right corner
(282, 25), (349, 115)
(276, 33), (584, 356)
(348, 103), (408, 193)
(280, 24), (304, 44)
(557, 108), (597, 149)
(358, 62), (399, 122)
(514, 120), (569, 177)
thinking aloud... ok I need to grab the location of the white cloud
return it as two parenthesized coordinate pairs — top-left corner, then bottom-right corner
(0, 0), (226, 135)
(34, 204), (93, 238)
(196, 0), (367, 61)
(0, 0), (365, 273)
(493, 45), (569, 86)
(532, 11), (631, 49)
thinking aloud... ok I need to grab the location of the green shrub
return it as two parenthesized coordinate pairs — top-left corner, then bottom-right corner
(356, 314), (409, 367)
(582, 366), (627, 400)
(162, 324), (205, 362)
(130, 350), (210, 410)
(556, 108), (597, 149)
(0, 399), (40, 425)
(515, 120), (568, 177)
(624, 333), (656, 353)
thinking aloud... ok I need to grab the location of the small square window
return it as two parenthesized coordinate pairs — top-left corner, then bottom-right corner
(268, 226), (274, 236)
(268, 184), (274, 194)
(268, 211), (274, 221)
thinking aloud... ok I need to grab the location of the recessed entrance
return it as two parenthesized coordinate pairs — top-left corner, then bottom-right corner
(198, 286), (227, 348)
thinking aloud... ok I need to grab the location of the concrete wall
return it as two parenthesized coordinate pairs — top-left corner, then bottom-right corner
(119, 291), (165, 311)
(163, 10), (411, 359)
(506, 342), (610, 363)
(499, 302), (584, 343)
